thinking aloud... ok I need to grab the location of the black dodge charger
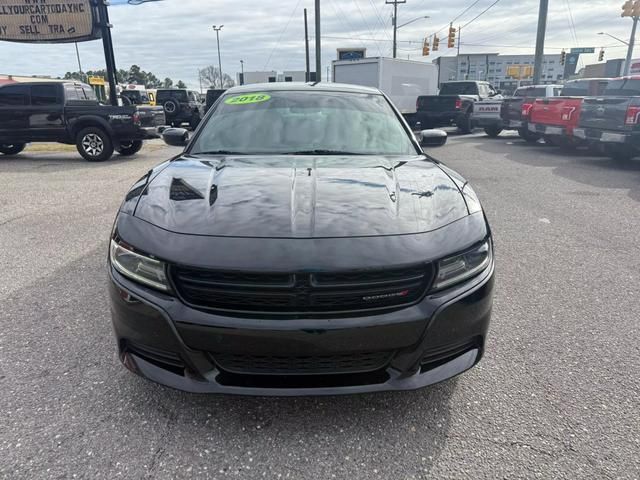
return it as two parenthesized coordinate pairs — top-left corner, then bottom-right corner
(108, 83), (494, 395)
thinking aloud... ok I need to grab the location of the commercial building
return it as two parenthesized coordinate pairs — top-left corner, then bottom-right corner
(580, 58), (625, 79)
(434, 53), (563, 91)
(237, 70), (316, 85)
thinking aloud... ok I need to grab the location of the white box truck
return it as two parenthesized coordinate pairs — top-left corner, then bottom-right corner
(332, 57), (438, 116)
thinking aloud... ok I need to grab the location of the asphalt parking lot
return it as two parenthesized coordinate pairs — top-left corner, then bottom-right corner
(1, 134), (639, 479)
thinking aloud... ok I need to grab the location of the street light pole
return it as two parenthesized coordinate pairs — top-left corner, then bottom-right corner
(386, 0), (406, 59)
(532, 0), (549, 85)
(315, 0), (321, 82)
(240, 60), (244, 85)
(213, 25), (224, 89)
(625, 17), (639, 75)
(598, 31), (630, 46)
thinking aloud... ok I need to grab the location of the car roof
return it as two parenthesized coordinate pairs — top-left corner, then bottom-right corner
(0, 81), (82, 87)
(225, 82), (382, 95)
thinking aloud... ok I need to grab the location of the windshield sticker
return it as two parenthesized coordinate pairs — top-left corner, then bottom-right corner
(224, 93), (271, 105)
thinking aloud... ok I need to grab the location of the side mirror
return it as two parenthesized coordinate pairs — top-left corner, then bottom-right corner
(420, 129), (448, 147)
(162, 128), (189, 147)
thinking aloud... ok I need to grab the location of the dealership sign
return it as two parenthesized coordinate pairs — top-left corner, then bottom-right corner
(0, 0), (100, 43)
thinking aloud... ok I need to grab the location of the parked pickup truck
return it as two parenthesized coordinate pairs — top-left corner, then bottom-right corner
(414, 81), (502, 133)
(574, 76), (640, 161)
(0, 81), (167, 161)
(498, 85), (563, 142)
(527, 78), (610, 146)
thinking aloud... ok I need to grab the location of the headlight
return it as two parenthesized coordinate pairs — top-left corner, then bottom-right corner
(109, 239), (170, 292)
(433, 239), (492, 290)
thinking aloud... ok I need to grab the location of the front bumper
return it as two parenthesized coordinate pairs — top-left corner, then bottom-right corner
(138, 126), (169, 140)
(472, 117), (503, 129)
(573, 127), (635, 145)
(109, 261), (494, 396)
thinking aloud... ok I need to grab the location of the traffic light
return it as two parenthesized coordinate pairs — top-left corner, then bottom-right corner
(633, 0), (640, 16)
(622, 0), (634, 16)
(447, 24), (456, 49)
(433, 35), (440, 51)
(422, 38), (430, 56)
(599, 48), (605, 61)
(560, 49), (566, 65)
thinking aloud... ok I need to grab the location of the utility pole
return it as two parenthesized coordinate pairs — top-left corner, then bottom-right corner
(74, 43), (84, 81)
(386, 0), (406, 59)
(621, 0), (640, 75)
(304, 8), (310, 82)
(315, 0), (321, 82)
(456, 25), (461, 80)
(240, 60), (244, 85)
(97, 1), (119, 106)
(532, 0), (549, 85)
(213, 25), (224, 89)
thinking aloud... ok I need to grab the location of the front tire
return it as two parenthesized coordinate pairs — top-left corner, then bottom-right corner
(189, 114), (201, 130)
(484, 126), (502, 138)
(457, 112), (473, 134)
(518, 128), (540, 143)
(76, 127), (114, 162)
(116, 140), (143, 156)
(0, 143), (26, 155)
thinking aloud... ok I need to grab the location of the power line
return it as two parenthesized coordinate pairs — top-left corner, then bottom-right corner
(263, 0), (303, 70)
(427, 0), (483, 39)
(353, 0), (384, 55)
(461, 0), (502, 30)
(327, 0), (368, 49)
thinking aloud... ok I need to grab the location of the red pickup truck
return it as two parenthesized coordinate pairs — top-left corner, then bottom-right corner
(527, 78), (610, 146)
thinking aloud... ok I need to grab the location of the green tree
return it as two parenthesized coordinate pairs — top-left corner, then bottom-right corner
(176, 80), (187, 89)
(162, 77), (173, 88)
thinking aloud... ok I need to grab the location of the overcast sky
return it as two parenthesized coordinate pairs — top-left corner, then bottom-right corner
(0, 0), (634, 89)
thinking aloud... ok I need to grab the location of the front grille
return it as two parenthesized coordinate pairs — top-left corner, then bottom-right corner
(170, 264), (433, 315)
(213, 351), (394, 375)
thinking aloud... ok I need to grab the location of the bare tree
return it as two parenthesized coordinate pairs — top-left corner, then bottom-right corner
(199, 66), (235, 89)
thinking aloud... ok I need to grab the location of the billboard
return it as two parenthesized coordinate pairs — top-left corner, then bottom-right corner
(337, 48), (366, 61)
(0, 0), (100, 43)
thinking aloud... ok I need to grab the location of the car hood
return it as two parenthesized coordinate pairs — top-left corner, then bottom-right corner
(132, 154), (469, 238)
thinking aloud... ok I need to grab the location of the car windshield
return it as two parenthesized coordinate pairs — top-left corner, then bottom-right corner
(602, 79), (640, 96)
(189, 90), (417, 156)
(439, 83), (478, 95)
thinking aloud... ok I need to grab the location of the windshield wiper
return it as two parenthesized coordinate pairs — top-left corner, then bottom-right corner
(282, 149), (366, 155)
(193, 150), (249, 155)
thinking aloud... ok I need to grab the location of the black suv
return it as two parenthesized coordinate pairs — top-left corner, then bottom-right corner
(156, 89), (204, 129)
(205, 88), (226, 112)
(0, 81), (166, 161)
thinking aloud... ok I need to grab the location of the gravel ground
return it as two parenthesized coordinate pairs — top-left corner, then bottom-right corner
(0, 134), (638, 479)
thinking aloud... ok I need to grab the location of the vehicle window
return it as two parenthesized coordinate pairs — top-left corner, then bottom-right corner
(189, 91), (198, 102)
(602, 79), (640, 96)
(553, 87), (562, 96)
(561, 81), (590, 96)
(191, 90), (417, 156)
(515, 87), (545, 97)
(64, 84), (80, 100)
(596, 81), (609, 95)
(0, 84), (30, 105)
(477, 84), (490, 97)
(174, 91), (188, 102)
(31, 84), (59, 105)
(440, 83), (478, 95)
(82, 86), (97, 101)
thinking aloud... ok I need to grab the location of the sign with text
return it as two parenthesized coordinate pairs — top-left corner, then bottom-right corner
(570, 47), (595, 54)
(0, 0), (100, 43)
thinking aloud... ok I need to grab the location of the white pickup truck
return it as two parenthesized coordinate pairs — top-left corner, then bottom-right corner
(473, 84), (563, 138)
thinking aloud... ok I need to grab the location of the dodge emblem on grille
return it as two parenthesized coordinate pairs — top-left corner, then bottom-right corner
(362, 290), (410, 301)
